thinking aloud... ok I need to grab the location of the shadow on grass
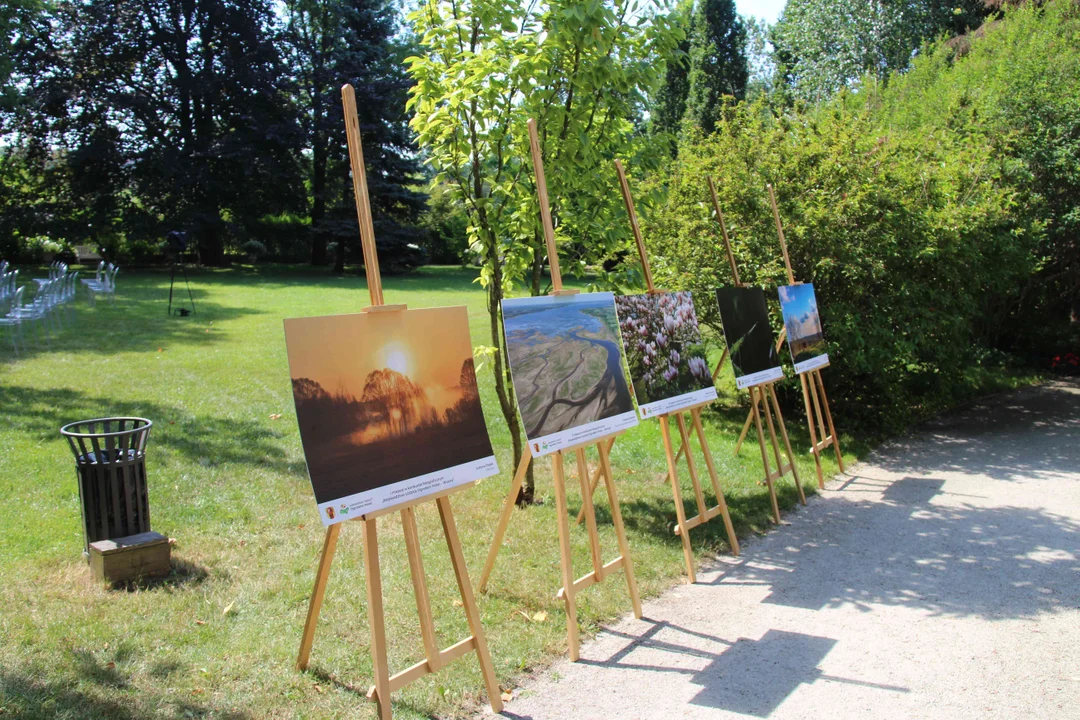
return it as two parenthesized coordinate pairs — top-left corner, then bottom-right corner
(0, 291), (264, 362)
(0, 669), (250, 720)
(305, 666), (369, 699)
(113, 557), (211, 593)
(0, 385), (305, 478)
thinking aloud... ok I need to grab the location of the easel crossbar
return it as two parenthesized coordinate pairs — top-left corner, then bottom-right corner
(369, 636), (478, 699)
(558, 555), (626, 599)
(675, 505), (728, 536)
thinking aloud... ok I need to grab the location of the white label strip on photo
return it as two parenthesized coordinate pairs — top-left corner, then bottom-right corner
(527, 411), (639, 458)
(735, 366), (785, 390)
(637, 386), (718, 419)
(316, 455), (500, 526)
(794, 354), (830, 375)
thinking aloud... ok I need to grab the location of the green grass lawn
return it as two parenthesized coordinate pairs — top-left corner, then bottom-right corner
(0, 265), (856, 719)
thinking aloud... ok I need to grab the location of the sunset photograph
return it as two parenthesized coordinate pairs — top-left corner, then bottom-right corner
(284, 307), (496, 516)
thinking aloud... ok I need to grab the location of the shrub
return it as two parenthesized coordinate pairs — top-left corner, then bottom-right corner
(642, 0), (1080, 432)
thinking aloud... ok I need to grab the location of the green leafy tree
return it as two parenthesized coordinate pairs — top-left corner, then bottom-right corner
(650, 0), (692, 152)
(282, 0), (426, 271)
(0, 0), (44, 112)
(772, 0), (990, 101)
(644, 0), (1080, 432)
(407, 0), (681, 501)
(683, 0), (748, 132)
(5, 0), (305, 264)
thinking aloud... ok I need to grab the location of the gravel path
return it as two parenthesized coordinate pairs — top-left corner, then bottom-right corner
(488, 379), (1080, 719)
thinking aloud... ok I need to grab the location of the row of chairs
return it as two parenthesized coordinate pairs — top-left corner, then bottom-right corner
(0, 261), (118, 355)
(0, 267), (18, 301)
(82, 261), (119, 305)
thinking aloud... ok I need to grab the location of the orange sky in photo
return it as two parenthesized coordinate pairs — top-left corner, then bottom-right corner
(284, 306), (472, 394)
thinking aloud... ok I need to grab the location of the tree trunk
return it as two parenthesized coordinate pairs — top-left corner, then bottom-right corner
(333, 236), (346, 274)
(531, 231), (544, 297)
(309, 132), (328, 266)
(480, 221), (533, 505)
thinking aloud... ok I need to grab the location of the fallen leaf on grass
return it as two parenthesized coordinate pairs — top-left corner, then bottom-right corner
(452, 599), (463, 607)
(313, 684), (324, 694)
(501, 691), (513, 702)
(105, 662), (115, 670)
(222, 602), (235, 616)
(269, 413), (282, 420)
(195, 620), (206, 626)
(192, 688), (204, 696)
(531, 611), (547, 622)
(157, 348), (164, 353)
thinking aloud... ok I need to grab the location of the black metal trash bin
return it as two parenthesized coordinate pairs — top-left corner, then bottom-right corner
(60, 417), (153, 555)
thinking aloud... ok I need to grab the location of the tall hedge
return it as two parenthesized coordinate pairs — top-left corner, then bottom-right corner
(641, 0), (1079, 432)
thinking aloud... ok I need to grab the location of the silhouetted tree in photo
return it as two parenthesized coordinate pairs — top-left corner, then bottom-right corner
(361, 368), (427, 436)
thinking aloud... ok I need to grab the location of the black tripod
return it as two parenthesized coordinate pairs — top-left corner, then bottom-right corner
(167, 260), (196, 317)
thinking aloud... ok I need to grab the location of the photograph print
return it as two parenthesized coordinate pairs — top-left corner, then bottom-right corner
(614, 291), (717, 417)
(284, 307), (498, 525)
(715, 286), (784, 389)
(503, 292), (638, 456)
(778, 283), (829, 374)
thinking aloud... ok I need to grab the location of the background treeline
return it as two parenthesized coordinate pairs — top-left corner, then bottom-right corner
(0, 0), (429, 269)
(2, 0), (1078, 435)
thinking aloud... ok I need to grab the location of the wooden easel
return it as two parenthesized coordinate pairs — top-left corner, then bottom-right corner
(680, 176), (806, 524)
(586, 159), (740, 584)
(476, 119), (642, 662)
(766, 184), (845, 485)
(728, 186), (845, 487)
(295, 84), (502, 720)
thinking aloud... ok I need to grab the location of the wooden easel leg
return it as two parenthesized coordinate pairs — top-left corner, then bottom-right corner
(815, 370), (845, 473)
(760, 386), (786, 479)
(362, 519), (393, 720)
(690, 408), (740, 556)
(807, 370), (828, 449)
(576, 436), (615, 525)
(401, 507), (439, 669)
(575, 448), (604, 577)
(734, 394), (757, 456)
(478, 450), (530, 593)
(800, 373), (825, 489)
(768, 384), (806, 506)
(675, 413), (708, 519)
(296, 524), (341, 671)
(551, 452), (580, 660)
(597, 439), (642, 618)
(660, 415), (696, 582)
(750, 387), (781, 524)
(436, 496), (504, 713)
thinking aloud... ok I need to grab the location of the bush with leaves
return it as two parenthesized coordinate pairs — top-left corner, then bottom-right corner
(641, 0), (1080, 432)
